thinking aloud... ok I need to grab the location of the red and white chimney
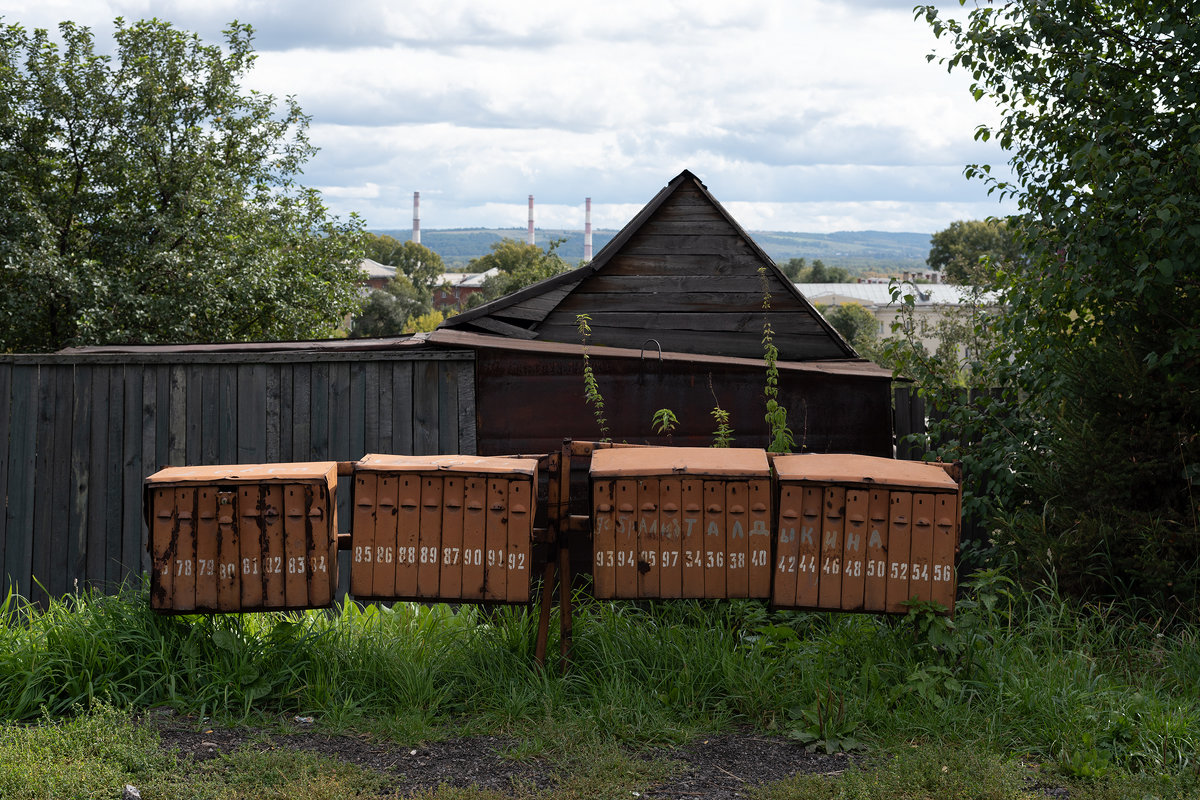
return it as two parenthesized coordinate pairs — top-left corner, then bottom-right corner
(412, 191), (420, 245)
(584, 197), (593, 262)
(527, 195), (535, 245)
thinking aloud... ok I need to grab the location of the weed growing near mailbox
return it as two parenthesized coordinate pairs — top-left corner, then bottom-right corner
(575, 313), (609, 442)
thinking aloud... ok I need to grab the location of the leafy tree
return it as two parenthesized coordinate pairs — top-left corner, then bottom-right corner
(364, 235), (444, 296)
(819, 302), (878, 350)
(779, 257), (807, 281)
(920, 1), (1200, 607)
(783, 258), (851, 283)
(927, 219), (1021, 285)
(0, 18), (364, 352)
(465, 237), (572, 307)
(363, 233), (404, 266)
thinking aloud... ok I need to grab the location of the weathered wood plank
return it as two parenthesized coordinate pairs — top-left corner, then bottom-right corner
(576, 273), (790, 295)
(47, 366), (74, 598)
(413, 360), (439, 455)
(0, 364), (11, 594)
(69, 366), (93, 590)
(622, 233), (751, 257)
(349, 361), (366, 462)
(4, 366), (37, 600)
(279, 364), (293, 462)
(310, 363), (330, 459)
(469, 316), (539, 339)
(438, 361), (457, 454)
(363, 362), (380, 453)
(186, 364), (203, 465)
(539, 310), (826, 334)
(155, 366), (170, 470)
(121, 365), (143, 586)
(140, 367), (157, 574)
(86, 366), (111, 588)
(167, 366), (186, 466)
(265, 364), (281, 463)
(200, 365), (219, 465)
(456, 363), (477, 456)
(555, 291), (773, 314)
(391, 362), (414, 455)
(600, 254), (769, 278)
(292, 363), (311, 460)
(105, 366), (125, 587)
(330, 363), (352, 462)
(238, 364), (268, 463)
(377, 362), (393, 453)
(30, 365), (54, 605)
(491, 283), (579, 321)
(218, 365), (237, 464)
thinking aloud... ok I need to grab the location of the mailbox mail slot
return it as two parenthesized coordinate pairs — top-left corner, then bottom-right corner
(771, 454), (960, 614)
(351, 454), (538, 603)
(144, 462), (339, 613)
(590, 447), (772, 600)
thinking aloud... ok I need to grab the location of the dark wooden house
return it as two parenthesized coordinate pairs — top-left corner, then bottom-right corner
(434, 170), (895, 457)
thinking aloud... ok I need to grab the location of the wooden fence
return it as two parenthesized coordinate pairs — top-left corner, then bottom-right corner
(0, 349), (476, 604)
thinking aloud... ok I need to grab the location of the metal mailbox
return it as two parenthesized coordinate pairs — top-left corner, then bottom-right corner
(590, 447), (773, 600)
(145, 462), (339, 613)
(350, 454), (538, 603)
(771, 454), (960, 614)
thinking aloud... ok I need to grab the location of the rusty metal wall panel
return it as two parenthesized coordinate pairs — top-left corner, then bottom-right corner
(174, 487), (196, 610)
(680, 479), (704, 598)
(282, 485), (308, 607)
(216, 490), (240, 611)
(395, 474), (421, 596)
(262, 485), (285, 607)
(613, 479), (638, 598)
(725, 482), (749, 598)
(885, 492), (913, 613)
(506, 478), (533, 602)
(307, 484), (335, 606)
(484, 478), (508, 601)
(461, 476), (487, 599)
(592, 479), (616, 598)
(747, 479), (771, 599)
(840, 489), (868, 611)
(637, 479), (660, 598)
(150, 488), (175, 610)
(195, 487), (219, 610)
(773, 484), (801, 605)
(440, 476), (465, 598)
(351, 473), (377, 597)
(909, 493), (935, 604)
(931, 493), (957, 612)
(237, 487), (263, 610)
(658, 479), (683, 598)
(863, 489), (889, 612)
(796, 486), (822, 607)
(417, 476), (444, 598)
(818, 488), (845, 608)
(703, 481), (726, 598)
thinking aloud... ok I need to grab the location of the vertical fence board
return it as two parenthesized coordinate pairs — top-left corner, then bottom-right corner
(456, 363), (477, 456)
(218, 365), (237, 464)
(238, 364), (267, 463)
(69, 367), (93, 591)
(414, 361), (439, 455)
(279, 365), (293, 462)
(392, 362), (414, 455)
(86, 366), (111, 587)
(48, 367), (73, 598)
(439, 362), (458, 454)
(292, 363), (311, 460)
(349, 361), (366, 462)
(377, 363), (393, 453)
(121, 366), (144, 586)
(0, 364), (9, 590)
(186, 364), (203, 465)
(140, 367), (157, 573)
(167, 366), (186, 466)
(4, 366), (37, 599)
(155, 366), (170, 470)
(199, 365), (219, 465)
(29, 367), (53, 605)
(104, 367), (125, 587)
(310, 363), (330, 460)
(266, 364), (281, 463)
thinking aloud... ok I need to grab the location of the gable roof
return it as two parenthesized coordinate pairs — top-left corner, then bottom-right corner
(439, 170), (857, 361)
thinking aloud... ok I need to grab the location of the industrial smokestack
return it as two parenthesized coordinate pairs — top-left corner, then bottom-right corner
(584, 197), (593, 262)
(527, 195), (535, 245)
(412, 191), (420, 245)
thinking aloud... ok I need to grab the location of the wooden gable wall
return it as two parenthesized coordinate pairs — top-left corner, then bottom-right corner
(441, 171), (856, 362)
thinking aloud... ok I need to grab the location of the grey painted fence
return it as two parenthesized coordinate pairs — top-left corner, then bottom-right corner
(0, 348), (476, 605)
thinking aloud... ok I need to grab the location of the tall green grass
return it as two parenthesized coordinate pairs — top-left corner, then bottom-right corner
(1, 573), (1198, 782)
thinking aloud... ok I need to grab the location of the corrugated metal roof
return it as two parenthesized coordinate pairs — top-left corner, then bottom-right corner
(361, 258), (395, 280)
(797, 283), (998, 307)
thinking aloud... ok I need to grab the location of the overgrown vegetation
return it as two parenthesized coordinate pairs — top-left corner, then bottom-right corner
(0, 582), (1197, 797)
(759, 268), (795, 453)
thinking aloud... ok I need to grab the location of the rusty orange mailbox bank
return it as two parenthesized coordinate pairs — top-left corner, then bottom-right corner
(144, 463), (339, 612)
(589, 447), (773, 600)
(350, 454), (538, 603)
(771, 453), (960, 615)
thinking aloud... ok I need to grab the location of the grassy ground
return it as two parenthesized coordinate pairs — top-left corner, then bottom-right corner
(1, 571), (1197, 799)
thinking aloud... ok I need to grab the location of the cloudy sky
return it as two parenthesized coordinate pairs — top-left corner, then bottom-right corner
(0, 0), (1016, 235)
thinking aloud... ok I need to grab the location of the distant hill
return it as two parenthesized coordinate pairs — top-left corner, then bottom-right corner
(374, 228), (932, 275)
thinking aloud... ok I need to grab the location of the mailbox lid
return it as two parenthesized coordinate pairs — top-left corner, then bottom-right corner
(590, 447), (770, 479)
(146, 462), (338, 487)
(357, 453), (538, 476)
(772, 453), (957, 492)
